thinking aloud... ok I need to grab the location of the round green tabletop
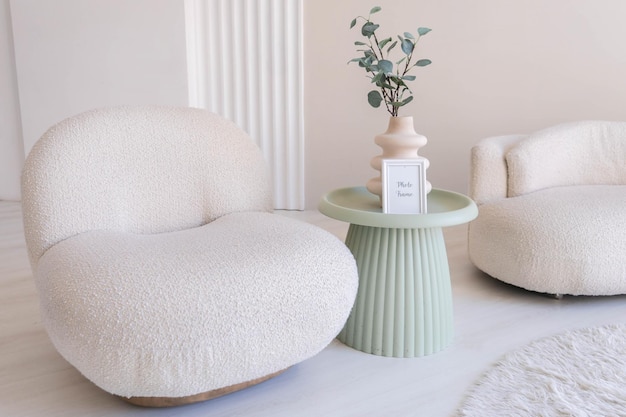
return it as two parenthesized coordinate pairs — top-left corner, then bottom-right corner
(319, 186), (478, 229)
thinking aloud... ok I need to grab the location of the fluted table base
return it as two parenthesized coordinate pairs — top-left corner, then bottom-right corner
(338, 224), (453, 357)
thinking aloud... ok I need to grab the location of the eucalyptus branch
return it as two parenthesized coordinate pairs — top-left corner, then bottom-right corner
(349, 6), (432, 117)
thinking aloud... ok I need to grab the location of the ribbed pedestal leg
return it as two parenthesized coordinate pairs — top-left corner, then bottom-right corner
(338, 224), (453, 357)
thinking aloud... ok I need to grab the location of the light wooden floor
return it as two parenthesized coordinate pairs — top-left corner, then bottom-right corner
(2, 201), (626, 417)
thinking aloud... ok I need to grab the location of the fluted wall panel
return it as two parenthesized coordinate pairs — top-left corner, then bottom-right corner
(185, 0), (304, 209)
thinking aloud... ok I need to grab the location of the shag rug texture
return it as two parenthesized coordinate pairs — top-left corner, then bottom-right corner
(457, 324), (626, 417)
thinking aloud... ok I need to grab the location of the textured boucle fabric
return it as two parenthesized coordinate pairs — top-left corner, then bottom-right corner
(469, 185), (626, 295)
(506, 120), (626, 197)
(22, 106), (273, 266)
(468, 121), (626, 295)
(36, 212), (358, 397)
(22, 106), (359, 399)
(469, 134), (526, 205)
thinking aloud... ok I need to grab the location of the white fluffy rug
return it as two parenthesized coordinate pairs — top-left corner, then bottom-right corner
(457, 324), (626, 416)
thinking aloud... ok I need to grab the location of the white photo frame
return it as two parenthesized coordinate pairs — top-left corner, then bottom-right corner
(381, 158), (427, 214)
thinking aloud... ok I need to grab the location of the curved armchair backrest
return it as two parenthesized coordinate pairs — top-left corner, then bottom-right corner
(506, 120), (626, 197)
(22, 106), (273, 265)
(471, 121), (626, 205)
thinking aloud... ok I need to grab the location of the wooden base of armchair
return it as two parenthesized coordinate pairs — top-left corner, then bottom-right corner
(121, 369), (287, 407)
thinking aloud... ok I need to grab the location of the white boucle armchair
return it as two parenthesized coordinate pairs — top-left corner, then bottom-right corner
(468, 120), (626, 296)
(21, 106), (358, 406)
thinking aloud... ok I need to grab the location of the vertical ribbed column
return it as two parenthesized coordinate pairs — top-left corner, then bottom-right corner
(340, 224), (453, 357)
(184, 0), (304, 209)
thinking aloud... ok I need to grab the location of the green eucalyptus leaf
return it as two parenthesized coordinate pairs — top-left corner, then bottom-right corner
(389, 76), (405, 86)
(350, 18), (357, 29)
(358, 59), (367, 68)
(354, 41), (367, 46)
(402, 75), (416, 81)
(362, 22), (379, 37)
(415, 59), (432, 67)
(401, 38), (414, 55)
(348, 58), (362, 64)
(370, 6), (382, 14)
(417, 27), (432, 36)
(396, 57), (407, 65)
(378, 37), (392, 49)
(391, 95), (413, 108)
(404, 32), (415, 40)
(378, 59), (393, 74)
(368, 90), (383, 108)
(375, 79), (387, 88)
(371, 72), (384, 84)
(387, 40), (398, 53)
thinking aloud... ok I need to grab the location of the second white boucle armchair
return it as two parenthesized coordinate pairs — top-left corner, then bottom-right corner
(468, 120), (626, 296)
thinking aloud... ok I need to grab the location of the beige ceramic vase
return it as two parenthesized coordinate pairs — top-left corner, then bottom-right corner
(366, 116), (432, 202)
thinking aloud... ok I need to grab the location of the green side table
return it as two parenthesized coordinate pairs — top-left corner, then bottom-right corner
(319, 186), (478, 358)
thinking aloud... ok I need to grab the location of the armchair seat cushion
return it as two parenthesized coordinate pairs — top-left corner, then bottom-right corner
(469, 185), (626, 295)
(36, 211), (357, 398)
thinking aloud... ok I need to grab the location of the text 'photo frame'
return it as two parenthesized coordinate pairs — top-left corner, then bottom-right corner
(382, 158), (427, 214)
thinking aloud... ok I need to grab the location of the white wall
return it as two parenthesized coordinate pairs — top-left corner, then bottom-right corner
(0, 0), (188, 201)
(3, 0), (626, 206)
(304, 0), (626, 207)
(11, 0), (189, 156)
(0, 0), (23, 201)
